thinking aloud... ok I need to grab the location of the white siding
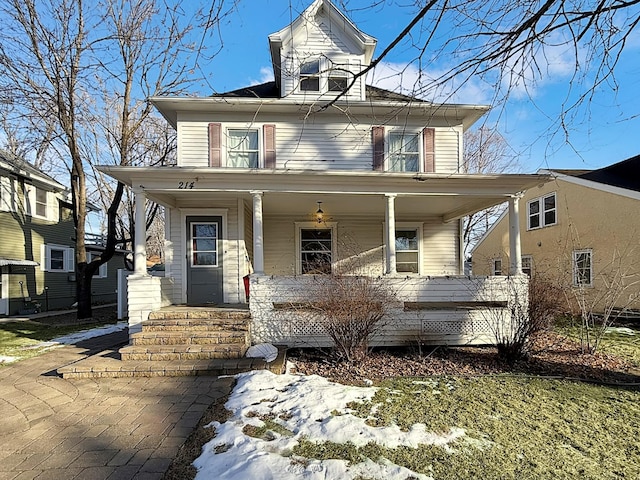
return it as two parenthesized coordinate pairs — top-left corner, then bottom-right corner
(249, 275), (528, 347)
(263, 214), (455, 276)
(177, 112), (462, 173)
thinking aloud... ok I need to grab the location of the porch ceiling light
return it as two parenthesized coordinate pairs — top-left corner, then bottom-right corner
(315, 201), (324, 223)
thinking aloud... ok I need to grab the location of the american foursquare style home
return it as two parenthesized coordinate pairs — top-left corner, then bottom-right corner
(99, 0), (547, 350)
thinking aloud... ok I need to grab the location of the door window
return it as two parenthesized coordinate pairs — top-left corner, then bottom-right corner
(191, 223), (218, 267)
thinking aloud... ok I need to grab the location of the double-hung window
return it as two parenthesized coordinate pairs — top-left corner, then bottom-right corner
(0, 176), (15, 212)
(573, 249), (593, 287)
(298, 225), (334, 274)
(492, 258), (502, 276)
(527, 193), (556, 229)
(87, 251), (108, 278)
(227, 129), (259, 168)
(388, 132), (419, 172)
(521, 255), (533, 277)
(41, 244), (74, 272)
(395, 228), (420, 273)
(35, 187), (47, 217)
(300, 59), (320, 92)
(328, 63), (349, 92)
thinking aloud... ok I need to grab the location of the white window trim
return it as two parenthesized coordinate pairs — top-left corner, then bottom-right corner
(521, 255), (533, 277)
(386, 129), (423, 173)
(394, 222), (424, 275)
(297, 57), (355, 95)
(41, 244), (74, 273)
(224, 128), (261, 169)
(0, 176), (16, 212)
(24, 184), (55, 220)
(87, 252), (108, 278)
(492, 258), (502, 276)
(527, 192), (557, 230)
(294, 222), (337, 275)
(573, 249), (593, 287)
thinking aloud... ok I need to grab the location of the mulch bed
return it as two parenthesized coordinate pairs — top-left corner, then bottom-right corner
(289, 331), (640, 386)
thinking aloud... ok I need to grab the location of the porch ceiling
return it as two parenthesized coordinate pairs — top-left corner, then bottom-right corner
(97, 166), (549, 222)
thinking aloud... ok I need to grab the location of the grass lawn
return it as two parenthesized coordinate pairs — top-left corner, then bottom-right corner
(0, 315), (120, 365)
(288, 323), (640, 479)
(293, 376), (640, 479)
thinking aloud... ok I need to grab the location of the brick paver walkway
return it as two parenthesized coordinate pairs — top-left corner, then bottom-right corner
(0, 330), (234, 480)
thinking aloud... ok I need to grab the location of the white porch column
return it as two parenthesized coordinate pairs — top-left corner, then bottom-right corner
(385, 194), (397, 275)
(251, 190), (265, 275)
(508, 195), (523, 275)
(133, 186), (148, 276)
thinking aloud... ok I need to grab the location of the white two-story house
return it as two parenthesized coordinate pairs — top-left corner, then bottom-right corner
(99, 0), (546, 347)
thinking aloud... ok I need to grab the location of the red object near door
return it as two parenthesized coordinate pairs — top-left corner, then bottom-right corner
(243, 275), (250, 302)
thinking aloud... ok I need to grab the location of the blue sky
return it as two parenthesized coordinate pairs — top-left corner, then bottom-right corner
(198, 0), (640, 173)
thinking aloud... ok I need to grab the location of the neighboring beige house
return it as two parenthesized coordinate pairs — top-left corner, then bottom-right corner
(99, 0), (546, 347)
(472, 154), (640, 313)
(0, 150), (125, 315)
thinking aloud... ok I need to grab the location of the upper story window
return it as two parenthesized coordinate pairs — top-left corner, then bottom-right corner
(388, 132), (419, 172)
(0, 176), (15, 212)
(328, 63), (349, 92)
(227, 129), (259, 168)
(527, 193), (556, 230)
(300, 59), (320, 92)
(35, 187), (47, 217)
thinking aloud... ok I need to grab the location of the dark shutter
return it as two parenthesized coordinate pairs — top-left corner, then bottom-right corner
(208, 123), (221, 167)
(372, 126), (385, 171)
(263, 124), (276, 169)
(422, 127), (435, 173)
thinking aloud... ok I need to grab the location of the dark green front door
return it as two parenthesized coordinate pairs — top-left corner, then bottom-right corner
(186, 216), (223, 305)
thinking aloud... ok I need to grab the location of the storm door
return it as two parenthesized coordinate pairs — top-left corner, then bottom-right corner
(186, 216), (223, 305)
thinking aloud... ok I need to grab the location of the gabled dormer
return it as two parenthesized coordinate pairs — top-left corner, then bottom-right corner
(268, 0), (376, 101)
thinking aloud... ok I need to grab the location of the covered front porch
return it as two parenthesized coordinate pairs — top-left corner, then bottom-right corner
(98, 167), (546, 346)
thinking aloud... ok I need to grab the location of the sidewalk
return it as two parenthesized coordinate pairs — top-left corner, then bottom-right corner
(0, 330), (234, 480)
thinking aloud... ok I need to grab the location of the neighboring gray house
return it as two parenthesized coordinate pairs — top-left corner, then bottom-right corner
(0, 150), (125, 315)
(99, 0), (546, 346)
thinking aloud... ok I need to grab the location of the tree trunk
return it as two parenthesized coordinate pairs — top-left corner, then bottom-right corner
(76, 262), (93, 319)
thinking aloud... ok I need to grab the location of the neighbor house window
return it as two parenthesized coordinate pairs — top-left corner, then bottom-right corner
(35, 187), (47, 217)
(298, 227), (333, 274)
(41, 244), (74, 272)
(521, 255), (533, 277)
(87, 251), (108, 278)
(0, 176), (16, 212)
(388, 132), (419, 172)
(227, 129), (259, 168)
(573, 249), (593, 287)
(492, 258), (502, 276)
(300, 59), (320, 91)
(395, 228), (420, 273)
(527, 193), (556, 230)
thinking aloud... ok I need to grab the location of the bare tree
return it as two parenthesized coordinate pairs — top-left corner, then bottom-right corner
(0, 0), (235, 318)
(462, 126), (519, 258)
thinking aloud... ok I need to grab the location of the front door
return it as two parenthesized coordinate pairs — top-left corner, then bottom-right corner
(186, 216), (223, 305)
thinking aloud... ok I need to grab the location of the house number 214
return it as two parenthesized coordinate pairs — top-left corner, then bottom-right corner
(178, 181), (195, 189)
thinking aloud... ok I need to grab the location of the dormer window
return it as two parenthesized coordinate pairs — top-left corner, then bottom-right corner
(300, 60), (320, 91)
(328, 64), (349, 92)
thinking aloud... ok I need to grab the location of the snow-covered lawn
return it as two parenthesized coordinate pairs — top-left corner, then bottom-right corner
(194, 369), (463, 480)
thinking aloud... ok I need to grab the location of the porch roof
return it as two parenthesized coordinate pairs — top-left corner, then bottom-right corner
(97, 166), (549, 222)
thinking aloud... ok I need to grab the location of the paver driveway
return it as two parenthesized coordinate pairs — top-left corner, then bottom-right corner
(0, 330), (233, 480)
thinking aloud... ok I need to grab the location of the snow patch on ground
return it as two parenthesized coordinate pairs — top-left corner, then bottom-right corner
(27, 322), (128, 351)
(193, 370), (465, 479)
(0, 355), (18, 364)
(605, 327), (636, 336)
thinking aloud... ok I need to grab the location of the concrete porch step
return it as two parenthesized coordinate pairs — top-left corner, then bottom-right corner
(57, 348), (287, 379)
(131, 330), (248, 346)
(142, 318), (250, 332)
(148, 308), (250, 321)
(120, 343), (247, 361)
